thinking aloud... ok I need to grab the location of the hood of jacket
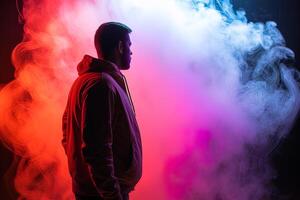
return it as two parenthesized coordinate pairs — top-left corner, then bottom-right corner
(77, 55), (121, 76)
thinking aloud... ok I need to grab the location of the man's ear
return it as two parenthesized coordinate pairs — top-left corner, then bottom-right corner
(118, 41), (124, 54)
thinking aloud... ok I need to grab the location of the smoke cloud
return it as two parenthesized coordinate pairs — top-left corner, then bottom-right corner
(0, 0), (299, 199)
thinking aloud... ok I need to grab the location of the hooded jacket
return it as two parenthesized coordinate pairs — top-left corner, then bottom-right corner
(62, 55), (142, 199)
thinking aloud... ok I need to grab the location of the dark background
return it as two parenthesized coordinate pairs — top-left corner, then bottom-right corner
(0, 0), (299, 199)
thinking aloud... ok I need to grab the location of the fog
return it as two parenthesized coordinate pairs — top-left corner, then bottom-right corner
(0, 0), (299, 199)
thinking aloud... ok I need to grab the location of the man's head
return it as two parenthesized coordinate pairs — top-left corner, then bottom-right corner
(94, 22), (132, 70)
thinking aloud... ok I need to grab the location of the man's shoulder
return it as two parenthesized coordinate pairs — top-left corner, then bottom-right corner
(78, 72), (117, 92)
(100, 72), (117, 83)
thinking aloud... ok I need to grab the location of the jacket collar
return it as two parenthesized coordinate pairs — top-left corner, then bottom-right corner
(77, 55), (121, 76)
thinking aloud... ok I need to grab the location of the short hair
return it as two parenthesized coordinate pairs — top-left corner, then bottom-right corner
(94, 22), (132, 59)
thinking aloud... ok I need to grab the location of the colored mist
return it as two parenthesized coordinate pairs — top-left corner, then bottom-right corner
(0, 0), (299, 199)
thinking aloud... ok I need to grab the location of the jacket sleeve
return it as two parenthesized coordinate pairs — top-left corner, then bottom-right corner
(61, 106), (68, 153)
(81, 79), (122, 200)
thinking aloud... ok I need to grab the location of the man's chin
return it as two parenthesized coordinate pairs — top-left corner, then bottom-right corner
(121, 65), (130, 70)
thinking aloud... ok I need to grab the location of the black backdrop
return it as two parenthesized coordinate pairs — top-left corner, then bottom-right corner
(0, 0), (299, 199)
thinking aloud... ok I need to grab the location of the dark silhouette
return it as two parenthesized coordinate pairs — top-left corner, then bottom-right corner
(62, 22), (142, 200)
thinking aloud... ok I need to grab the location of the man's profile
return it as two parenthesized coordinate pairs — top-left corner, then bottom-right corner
(62, 22), (142, 200)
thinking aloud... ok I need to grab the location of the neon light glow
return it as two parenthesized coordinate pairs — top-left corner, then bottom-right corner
(0, 0), (299, 199)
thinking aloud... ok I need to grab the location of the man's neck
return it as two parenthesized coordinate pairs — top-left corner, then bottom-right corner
(100, 56), (122, 70)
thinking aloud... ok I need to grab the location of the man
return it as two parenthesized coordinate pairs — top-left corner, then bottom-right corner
(62, 22), (142, 200)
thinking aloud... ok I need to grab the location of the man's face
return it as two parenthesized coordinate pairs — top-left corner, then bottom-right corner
(120, 34), (132, 70)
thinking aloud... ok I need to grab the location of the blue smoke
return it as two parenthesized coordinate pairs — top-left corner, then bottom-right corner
(161, 0), (300, 199)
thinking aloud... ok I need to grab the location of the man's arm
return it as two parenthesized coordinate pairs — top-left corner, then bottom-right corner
(62, 107), (68, 153)
(81, 79), (122, 200)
